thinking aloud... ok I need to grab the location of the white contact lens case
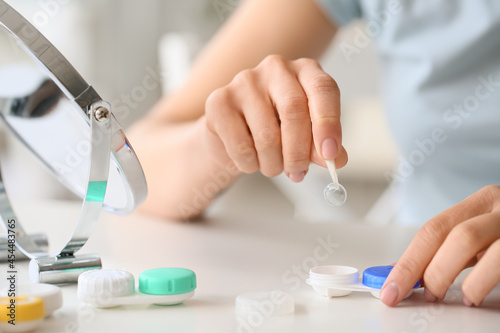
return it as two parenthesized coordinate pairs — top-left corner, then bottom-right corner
(307, 265), (419, 299)
(78, 268), (196, 308)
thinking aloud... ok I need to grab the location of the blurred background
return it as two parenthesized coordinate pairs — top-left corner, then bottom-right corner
(0, 0), (399, 224)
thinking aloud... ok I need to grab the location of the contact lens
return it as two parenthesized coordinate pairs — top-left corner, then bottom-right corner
(323, 182), (347, 206)
(324, 160), (347, 206)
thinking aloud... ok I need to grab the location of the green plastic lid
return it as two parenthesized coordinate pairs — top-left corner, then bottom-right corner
(138, 268), (196, 295)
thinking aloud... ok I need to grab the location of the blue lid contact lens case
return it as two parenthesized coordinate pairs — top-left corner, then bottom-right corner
(307, 265), (420, 299)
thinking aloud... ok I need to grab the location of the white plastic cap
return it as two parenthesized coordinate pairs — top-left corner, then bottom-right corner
(235, 291), (294, 317)
(78, 269), (135, 308)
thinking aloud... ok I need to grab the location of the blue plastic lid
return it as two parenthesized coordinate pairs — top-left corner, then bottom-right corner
(362, 265), (420, 289)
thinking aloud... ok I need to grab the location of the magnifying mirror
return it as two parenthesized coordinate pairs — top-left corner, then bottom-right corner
(0, 1), (147, 283)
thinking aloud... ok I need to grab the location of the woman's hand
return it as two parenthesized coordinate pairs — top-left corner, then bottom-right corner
(381, 185), (500, 307)
(201, 55), (348, 182)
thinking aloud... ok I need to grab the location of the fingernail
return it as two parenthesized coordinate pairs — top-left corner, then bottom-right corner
(463, 296), (480, 307)
(321, 138), (338, 160)
(424, 288), (438, 302)
(380, 282), (400, 306)
(289, 171), (306, 183)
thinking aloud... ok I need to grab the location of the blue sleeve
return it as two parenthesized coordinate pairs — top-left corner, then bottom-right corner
(315, 0), (363, 26)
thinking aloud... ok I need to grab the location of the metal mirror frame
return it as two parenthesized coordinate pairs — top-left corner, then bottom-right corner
(0, 1), (147, 283)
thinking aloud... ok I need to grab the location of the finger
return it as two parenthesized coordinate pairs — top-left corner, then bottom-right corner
(295, 58), (341, 161)
(202, 116), (234, 168)
(233, 71), (283, 177)
(462, 238), (500, 307)
(412, 252), (481, 290)
(265, 58), (312, 182)
(423, 211), (500, 301)
(205, 88), (259, 173)
(380, 187), (497, 307)
(245, 104), (283, 178)
(311, 144), (348, 168)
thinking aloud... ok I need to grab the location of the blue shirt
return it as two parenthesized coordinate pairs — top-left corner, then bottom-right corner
(317, 0), (500, 224)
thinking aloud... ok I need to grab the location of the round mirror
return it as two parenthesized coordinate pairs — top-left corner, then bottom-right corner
(0, 16), (146, 214)
(0, 1), (147, 283)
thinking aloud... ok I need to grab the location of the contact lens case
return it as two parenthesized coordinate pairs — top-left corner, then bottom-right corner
(307, 265), (420, 299)
(0, 283), (62, 317)
(78, 268), (196, 308)
(0, 283), (63, 332)
(0, 296), (45, 332)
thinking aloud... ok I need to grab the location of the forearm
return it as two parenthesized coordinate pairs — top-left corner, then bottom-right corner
(149, 0), (337, 123)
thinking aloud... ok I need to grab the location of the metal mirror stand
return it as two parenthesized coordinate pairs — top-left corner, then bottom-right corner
(0, 2), (113, 284)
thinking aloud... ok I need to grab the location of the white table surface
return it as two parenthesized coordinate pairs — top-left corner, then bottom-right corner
(2, 174), (500, 333)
